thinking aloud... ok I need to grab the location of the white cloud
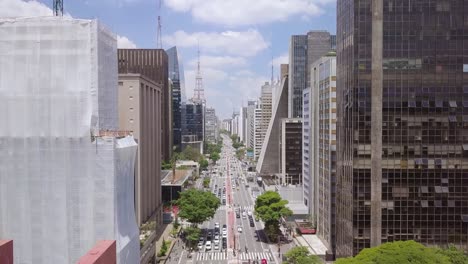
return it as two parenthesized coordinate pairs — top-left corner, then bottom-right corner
(0, 0), (54, 17)
(272, 53), (289, 69)
(163, 29), (269, 57)
(164, 0), (334, 26)
(188, 55), (247, 69)
(117, 35), (137, 49)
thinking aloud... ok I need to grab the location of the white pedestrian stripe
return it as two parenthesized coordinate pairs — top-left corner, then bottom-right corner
(239, 252), (273, 261)
(196, 252), (228, 261)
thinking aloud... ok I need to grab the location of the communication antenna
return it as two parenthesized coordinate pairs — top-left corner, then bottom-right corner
(156, 0), (163, 48)
(53, 0), (63, 16)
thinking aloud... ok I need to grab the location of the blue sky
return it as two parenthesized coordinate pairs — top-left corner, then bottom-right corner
(2, 0), (336, 118)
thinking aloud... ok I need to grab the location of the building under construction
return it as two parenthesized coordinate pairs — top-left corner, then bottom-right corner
(0, 17), (139, 264)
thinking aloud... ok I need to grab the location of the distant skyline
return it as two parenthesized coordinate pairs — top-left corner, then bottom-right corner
(1, 0), (337, 118)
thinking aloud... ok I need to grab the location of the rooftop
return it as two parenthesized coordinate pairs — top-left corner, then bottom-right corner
(161, 169), (192, 186)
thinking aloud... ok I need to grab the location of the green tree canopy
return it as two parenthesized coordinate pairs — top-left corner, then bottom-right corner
(176, 189), (220, 225)
(254, 191), (292, 240)
(255, 191), (293, 223)
(211, 152), (220, 162)
(284, 246), (322, 264)
(184, 226), (201, 248)
(230, 134), (239, 142)
(335, 240), (468, 264)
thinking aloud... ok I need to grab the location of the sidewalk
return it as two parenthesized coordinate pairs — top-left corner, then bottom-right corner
(154, 223), (174, 262)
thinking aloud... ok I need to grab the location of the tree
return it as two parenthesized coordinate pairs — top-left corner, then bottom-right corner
(184, 226), (201, 249)
(211, 152), (220, 162)
(230, 134), (239, 142)
(335, 240), (464, 264)
(179, 146), (200, 162)
(203, 178), (210, 188)
(199, 158), (208, 170)
(254, 191), (292, 241)
(176, 188), (220, 225)
(284, 246), (321, 264)
(236, 148), (245, 159)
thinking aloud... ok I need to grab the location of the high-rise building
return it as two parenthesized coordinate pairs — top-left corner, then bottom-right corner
(118, 49), (172, 161)
(118, 74), (162, 227)
(0, 17), (139, 264)
(254, 105), (263, 159)
(204, 107), (218, 144)
(239, 107), (248, 143)
(303, 55), (337, 257)
(183, 102), (204, 142)
(280, 64), (289, 80)
(253, 82), (274, 158)
(166, 46), (186, 150)
(246, 100), (257, 150)
(336, 0), (468, 257)
(281, 118), (303, 185)
(288, 31), (334, 118)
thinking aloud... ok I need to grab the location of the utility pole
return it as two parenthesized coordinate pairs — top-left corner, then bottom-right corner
(53, 0), (63, 16)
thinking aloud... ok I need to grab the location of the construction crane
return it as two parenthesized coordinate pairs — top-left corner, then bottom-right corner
(53, 0), (63, 16)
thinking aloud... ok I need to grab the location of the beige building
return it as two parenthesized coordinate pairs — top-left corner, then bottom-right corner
(118, 73), (162, 227)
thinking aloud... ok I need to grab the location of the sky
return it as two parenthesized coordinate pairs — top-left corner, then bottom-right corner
(1, 0), (336, 118)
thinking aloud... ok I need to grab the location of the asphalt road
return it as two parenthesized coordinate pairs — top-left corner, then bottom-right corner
(169, 135), (288, 264)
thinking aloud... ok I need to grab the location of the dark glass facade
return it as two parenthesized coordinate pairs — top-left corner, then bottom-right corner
(336, 0), (468, 257)
(183, 102), (204, 142)
(167, 46), (185, 150)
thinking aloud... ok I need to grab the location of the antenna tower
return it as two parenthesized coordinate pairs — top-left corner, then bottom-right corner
(192, 44), (206, 104)
(53, 0), (63, 16)
(156, 0), (163, 49)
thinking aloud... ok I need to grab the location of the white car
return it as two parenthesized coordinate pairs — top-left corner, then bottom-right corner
(215, 222), (220, 229)
(222, 230), (227, 238)
(214, 243), (219, 250)
(237, 226), (243, 233)
(198, 242), (203, 250)
(242, 211), (247, 218)
(205, 241), (212, 251)
(247, 211), (252, 216)
(214, 235), (220, 244)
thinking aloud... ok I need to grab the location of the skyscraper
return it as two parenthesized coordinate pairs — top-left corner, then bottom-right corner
(336, 0), (468, 257)
(303, 54), (337, 257)
(204, 107), (218, 144)
(288, 31), (334, 118)
(167, 46), (186, 150)
(118, 49), (172, 161)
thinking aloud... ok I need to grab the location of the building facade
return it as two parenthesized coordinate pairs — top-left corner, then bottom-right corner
(118, 49), (172, 161)
(246, 100), (257, 150)
(304, 55), (337, 257)
(254, 82), (273, 159)
(289, 31), (334, 118)
(204, 107), (218, 144)
(183, 102), (204, 142)
(281, 118), (303, 185)
(336, 0), (468, 257)
(254, 105), (263, 159)
(118, 74), (162, 227)
(166, 46), (185, 151)
(0, 18), (139, 264)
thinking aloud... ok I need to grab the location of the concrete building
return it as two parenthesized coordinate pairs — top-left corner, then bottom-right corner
(118, 74), (162, 227)
(303, 55), (337, 257)
(288, 31), (334, 118)
(336, 0), (468, 257)
(204, 107), (218, 144)
(253, 105), (263, 159)
(256, 77), (288, 174)
(239, 107), (248, 143)
(253, 82), (274, 159)
(231, 112), (239, 136)
(118, 49), (172, 162)
(166, 46), (186, 151)
(0, 17), (139, 264)
(222, 119), (232, 133)
(280, 64), (289, 80)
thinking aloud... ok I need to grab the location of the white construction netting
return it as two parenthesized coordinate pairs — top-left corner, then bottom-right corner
(0, 17), (139, 264)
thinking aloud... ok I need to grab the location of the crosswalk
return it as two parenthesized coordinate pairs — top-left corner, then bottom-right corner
(196, 252), (228, 261)
(239, 252), (273, 261)
(195, 251), (273, 261)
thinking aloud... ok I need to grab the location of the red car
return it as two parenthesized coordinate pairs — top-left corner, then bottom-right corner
(261, 259), (268, 264)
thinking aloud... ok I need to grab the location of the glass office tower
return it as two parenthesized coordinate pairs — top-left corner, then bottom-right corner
(336, 0), (468, 257)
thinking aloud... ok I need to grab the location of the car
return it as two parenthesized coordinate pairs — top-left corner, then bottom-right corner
(250, 221), (255, 227)
(222, 224), (227, 230)
(247, 211), (252, 216)
(222, 199), (226, 205)
(199, 237), (204, 243)
(242, 213), (247, 219)
(237, 226), (243, 233)
(261, 259), (268, 264)
(208, 231), (212, 237)
(236, 212), (240, 218)
(205, 241), (212, 251)
(214, 243), (219, 250)
(215, 222), (220, 229)
(222, 230), (227, 238)
(197, 242), (203, 250)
